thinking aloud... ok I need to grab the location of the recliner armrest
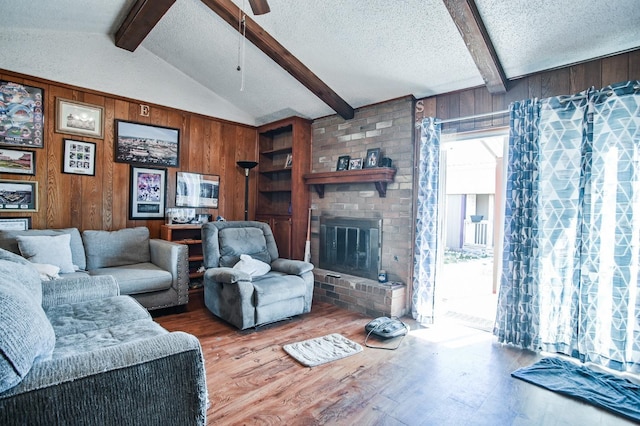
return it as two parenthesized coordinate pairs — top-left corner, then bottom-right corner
(270, 258), (314, 276)
(204, 267), (251, 284)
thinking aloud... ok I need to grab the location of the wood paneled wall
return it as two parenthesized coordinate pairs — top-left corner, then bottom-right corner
(0, 69), (258, 237)
(415, 50), (640, 132)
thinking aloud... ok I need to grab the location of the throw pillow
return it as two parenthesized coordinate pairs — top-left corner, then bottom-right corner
(233, 254), (271, 277)
(0, 279), (56, 393)
(82, 227), (150, 270)
(16, 233), (76, 274)
(32, 263), (61, 281)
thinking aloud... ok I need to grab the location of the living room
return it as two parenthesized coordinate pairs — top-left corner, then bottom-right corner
(1, 1), (639, 424)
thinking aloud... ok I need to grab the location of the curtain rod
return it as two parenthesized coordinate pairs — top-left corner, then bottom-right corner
(429, 83), (639, 125)
(435, 109), (509, 125)
(559, 84), (640, 103)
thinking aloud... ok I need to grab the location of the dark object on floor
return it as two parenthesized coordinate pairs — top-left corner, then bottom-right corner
(512, 357), (640, 423)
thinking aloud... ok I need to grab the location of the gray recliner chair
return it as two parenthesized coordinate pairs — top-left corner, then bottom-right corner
(201, 221), (314, 329)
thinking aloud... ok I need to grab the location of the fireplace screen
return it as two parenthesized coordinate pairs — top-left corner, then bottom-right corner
(319, 216), (381, 280)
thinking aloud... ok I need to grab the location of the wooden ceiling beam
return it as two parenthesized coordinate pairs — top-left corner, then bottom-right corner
(115, 0), (176, 52)
(443, 0), (508, 93)
(200, 0), (355, 120)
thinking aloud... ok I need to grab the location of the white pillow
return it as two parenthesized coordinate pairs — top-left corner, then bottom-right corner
(31, 263), (61, 281)
(233, 254), (271, 277)
(16, 234), (76, 274)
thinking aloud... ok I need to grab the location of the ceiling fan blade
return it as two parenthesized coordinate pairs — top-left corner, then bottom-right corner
(248, 0), (270, 15)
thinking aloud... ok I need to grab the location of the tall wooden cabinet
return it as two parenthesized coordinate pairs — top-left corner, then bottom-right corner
(256, 116), (311, 260)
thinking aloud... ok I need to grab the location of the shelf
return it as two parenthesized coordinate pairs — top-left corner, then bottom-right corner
(261, 146), (292, 156)
(303, 167), (396, 198)
(260, 167), (292, 174)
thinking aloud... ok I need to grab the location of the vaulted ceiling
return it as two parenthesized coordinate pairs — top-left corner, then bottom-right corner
(1, 0), (638, 126)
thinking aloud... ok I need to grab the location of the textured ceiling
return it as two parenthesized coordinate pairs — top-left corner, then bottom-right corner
(0, 0), (638, 126)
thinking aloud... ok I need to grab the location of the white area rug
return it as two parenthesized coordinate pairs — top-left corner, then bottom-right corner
(283, 333), (363, 367)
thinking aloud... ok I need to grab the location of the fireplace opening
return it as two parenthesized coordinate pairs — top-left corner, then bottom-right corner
(319, 216), (382, 280)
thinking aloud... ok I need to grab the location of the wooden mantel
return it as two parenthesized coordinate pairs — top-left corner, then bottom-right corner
(303, 167), (396, 198)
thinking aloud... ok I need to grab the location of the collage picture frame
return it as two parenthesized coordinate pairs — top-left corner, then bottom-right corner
(62, 139), (96, 176)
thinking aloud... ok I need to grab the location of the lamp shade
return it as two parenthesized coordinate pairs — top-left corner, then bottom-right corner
(237, 161), (258, 170)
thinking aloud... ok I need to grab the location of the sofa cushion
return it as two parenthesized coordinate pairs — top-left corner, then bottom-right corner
(45, 295), (150, 337)
(233, 254), (271, 277)
(218, 227), (271, 267)
(52, 319), (168, 359)
(0, 228), (86, 271)
(82, 227), (151, 270)
(89, 263), (172, 295)
(0, 249), (43, 304)
(16, 233), (76, 273)
(0, 276), (56, 393)
(252, 273), (307, 306)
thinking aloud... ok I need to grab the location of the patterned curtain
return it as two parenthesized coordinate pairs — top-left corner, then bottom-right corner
(494, 98), (542, 348)
(412, 117), (441, 324)
(495, 80), (640, 373)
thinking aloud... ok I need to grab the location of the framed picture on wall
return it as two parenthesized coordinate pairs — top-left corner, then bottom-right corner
(55, 98), (104, 139)
(176, 172), (219, 208)
(0, 179), (38, 212)
(0, 217), (31, 231)
(62, 139), (96, 176)
(0, 148), (36, 175)
(0, 80), (44, 148)
(115, 120), (180, 167)
(129, 166), (166, 220)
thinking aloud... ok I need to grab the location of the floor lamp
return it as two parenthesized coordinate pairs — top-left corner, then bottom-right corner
(237, 161), (258, 220)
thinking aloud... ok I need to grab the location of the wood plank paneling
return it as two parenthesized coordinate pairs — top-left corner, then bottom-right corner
(416, 50), (640, 133)
(0, 69), (256, 236)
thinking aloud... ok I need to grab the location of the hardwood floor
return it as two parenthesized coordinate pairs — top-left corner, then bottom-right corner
(155, 301), (635, 425)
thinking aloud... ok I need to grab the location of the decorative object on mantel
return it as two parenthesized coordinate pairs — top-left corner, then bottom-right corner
(349, 158), (363, 170)
(303, 167), (396, 198)
(237, 160), (258, 220)
(336, 155), (350, 171)
(364, 148), (381, 168)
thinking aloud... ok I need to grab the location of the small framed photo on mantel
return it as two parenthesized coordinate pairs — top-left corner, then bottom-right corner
(336, 155), (350, 171)
(364, 148), (380, 168)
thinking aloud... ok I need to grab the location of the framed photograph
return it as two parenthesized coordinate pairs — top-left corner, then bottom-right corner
(0, 180), (38, 212)
(55, 98), (104, 139)
(129, 166), (166, 220)
(0, 148), (35, 175)
(336, 155), (350, 171)
(284, 153), (293, 169)
(364, 148), (381, 168)
(62, 139), (96, 176)
(0, 217), (31, 231)
(115, 120), (180, 167)
(176, 172), (220, 208)
(349, 158), (363, 170)
(0, 80), (44, 148)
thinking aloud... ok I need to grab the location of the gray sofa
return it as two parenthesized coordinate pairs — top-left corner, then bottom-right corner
(0, 248), (207, 425)
(201, 221), (314, 329)
(0, 226), (189, 311)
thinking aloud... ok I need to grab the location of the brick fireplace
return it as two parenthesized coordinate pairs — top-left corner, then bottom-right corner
(308, 97), (415, 318)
